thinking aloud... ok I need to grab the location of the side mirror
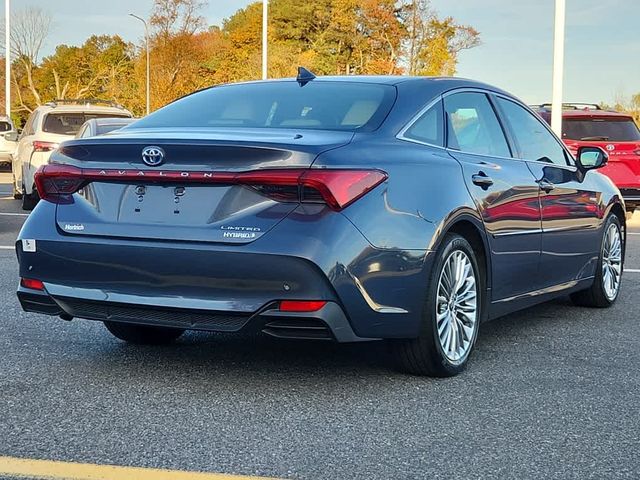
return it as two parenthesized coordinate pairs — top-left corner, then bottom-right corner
(4, 132), (19, 142)
(577, 146), (608, 170)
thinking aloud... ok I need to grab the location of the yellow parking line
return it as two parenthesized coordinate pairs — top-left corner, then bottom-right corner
(0, 456), (279, 480)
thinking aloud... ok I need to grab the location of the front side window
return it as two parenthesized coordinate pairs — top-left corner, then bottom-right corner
(497, 97), (569, 166)
(403, 100), (444, 146)
(444, 92), (510, 157)
(132, 81), (396, 132)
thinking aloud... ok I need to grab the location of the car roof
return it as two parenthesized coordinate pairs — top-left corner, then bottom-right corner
(229, 75), (507, 89)
(560, 110), (634, 119)
(34, 103), (132, 116)
(534, 105), (634, 120)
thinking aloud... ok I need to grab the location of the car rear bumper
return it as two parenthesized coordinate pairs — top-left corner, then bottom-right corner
(16, 202), (431, 340)
(17, 287), (371, 342)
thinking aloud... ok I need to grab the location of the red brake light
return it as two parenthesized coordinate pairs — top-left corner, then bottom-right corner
(279, 300), (327, 312)
(32, 141), (59, 153)
(34, 165), (387, 210)
(20, 278), (45, 290)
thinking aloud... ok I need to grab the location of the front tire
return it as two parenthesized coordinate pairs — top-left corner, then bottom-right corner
(570, 214), (623, 308)
(392, 234), (482, 377)
(12, 174), (22, 200)
(104, 321), (185, 345)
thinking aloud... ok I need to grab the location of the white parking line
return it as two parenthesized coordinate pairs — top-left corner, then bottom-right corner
(625, 269), (640, 273)
(0, 212), (28, 217)
(0, 246), (14, 250)
(628, 232), (640, 236)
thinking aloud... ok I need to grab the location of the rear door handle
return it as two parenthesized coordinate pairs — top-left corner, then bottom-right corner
(472, 172), (493, 189)
(538, 179), (555, 193)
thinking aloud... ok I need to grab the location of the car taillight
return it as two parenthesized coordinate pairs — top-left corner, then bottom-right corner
(32, 141), (59, 153)
(34, 165), (387, 211)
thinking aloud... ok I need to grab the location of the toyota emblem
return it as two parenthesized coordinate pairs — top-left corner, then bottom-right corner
(141, 146), (165, 166)
(606, 144), (615, 152)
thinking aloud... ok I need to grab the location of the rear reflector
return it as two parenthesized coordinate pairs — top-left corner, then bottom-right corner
(279, 300), (327, 312)
(20, 278), (45, 290)
(34, 165), (387, 210)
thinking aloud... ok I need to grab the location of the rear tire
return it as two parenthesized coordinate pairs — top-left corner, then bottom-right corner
(104, 321), (185, 345)
(570, 214), (623, 308)
(392, 234), (483, 377)
(12, 174), (22, 200)
(21, 185), (38, 210)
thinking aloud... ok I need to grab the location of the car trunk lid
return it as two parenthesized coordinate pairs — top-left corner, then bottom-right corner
(52, 128), (354, 244)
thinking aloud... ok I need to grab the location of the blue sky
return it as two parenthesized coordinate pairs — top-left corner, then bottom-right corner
(17, 0), (640, 104)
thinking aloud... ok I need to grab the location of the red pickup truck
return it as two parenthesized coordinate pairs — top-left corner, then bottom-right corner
(535, 103), (640, 212)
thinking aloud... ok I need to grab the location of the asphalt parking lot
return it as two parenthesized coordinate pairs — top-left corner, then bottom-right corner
(0, 170), (639, 479)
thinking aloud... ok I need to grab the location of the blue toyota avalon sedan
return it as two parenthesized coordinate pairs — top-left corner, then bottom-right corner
(16, 71), (625, 376)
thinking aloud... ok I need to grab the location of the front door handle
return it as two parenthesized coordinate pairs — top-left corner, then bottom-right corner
(472, 172), (493, 189)
(538, 178), (555, 193)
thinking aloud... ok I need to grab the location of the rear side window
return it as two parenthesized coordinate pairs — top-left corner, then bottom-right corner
(563, 118), (640, 142)
(0, 121), (11, 132)
(133, 81), (396, 132)
(43, 113), (130, 135)
(403, 100), (444, 146)
(497, 97), (570, 166)
(444, 92), (510, 157)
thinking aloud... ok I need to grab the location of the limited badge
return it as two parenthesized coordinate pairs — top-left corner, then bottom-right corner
(22, 239), (36, 252)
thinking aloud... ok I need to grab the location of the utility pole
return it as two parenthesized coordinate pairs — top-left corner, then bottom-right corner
(551, 0), (566, 137)
(129, 13), (150, 115)
(5, 0), (10, 118)
(262, 0), (267, 80)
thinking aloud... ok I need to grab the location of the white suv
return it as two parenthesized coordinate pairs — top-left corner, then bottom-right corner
(12, 100), (133, 210)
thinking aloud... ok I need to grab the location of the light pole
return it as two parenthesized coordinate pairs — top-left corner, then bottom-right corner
(551, 0), (566, 137)
(5, 0), (10, 118)
(262, 0), (267, 80)
(129, 13), (150, 115)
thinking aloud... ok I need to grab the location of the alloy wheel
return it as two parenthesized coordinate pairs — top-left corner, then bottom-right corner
(436, 250), (478, 362)
(602, 223), (622, 301)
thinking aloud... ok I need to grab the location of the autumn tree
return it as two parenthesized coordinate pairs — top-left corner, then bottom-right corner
(403, 0), (480, 76)
(1, 7), (52, 112)
(147, 0), (213, 109)
(1, 0), (483, 122)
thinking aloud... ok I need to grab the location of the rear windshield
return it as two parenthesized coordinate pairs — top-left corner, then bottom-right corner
(43, 113), (131, 135)
(96, 123), (130, 135)
(0, 121), (12, 132)
(563, 118), (640, 142)
(132, 81), (396, 132)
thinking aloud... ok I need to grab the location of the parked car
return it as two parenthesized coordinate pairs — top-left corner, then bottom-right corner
(16, 73), (625, 377)
(12, 99), (133, 210)
(534, 103), (640, 212)
(75, 117), (137, 139)
(0, 115), (17, 168)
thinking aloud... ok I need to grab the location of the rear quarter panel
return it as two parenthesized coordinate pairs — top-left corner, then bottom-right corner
(313, 135), (479, 251)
